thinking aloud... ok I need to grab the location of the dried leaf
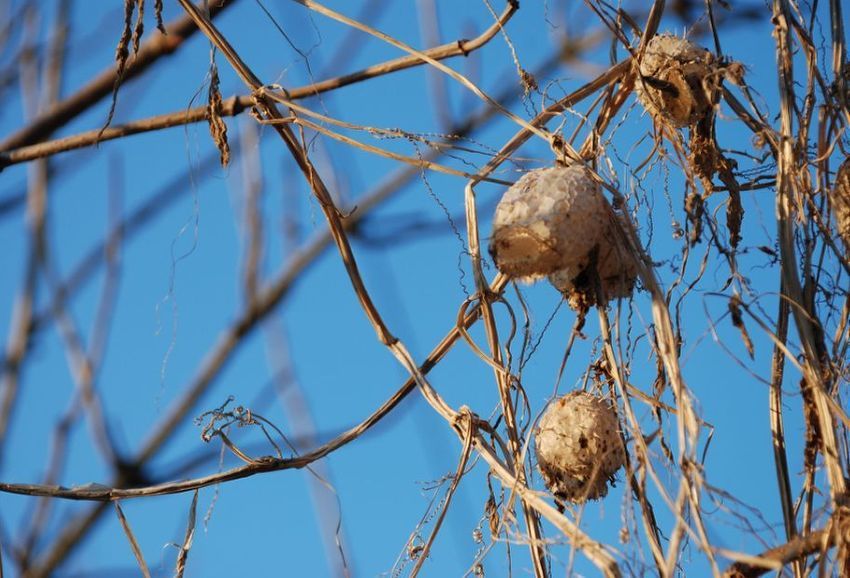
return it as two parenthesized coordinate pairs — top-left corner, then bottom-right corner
(485, 495), (499, 538)
(800, 378), (822, 473)
(154, 0), (166, 34)
(132, 0), (145, 55)
(519, 68), (537, 97)
(101, 0), (138, 136)
(726, 186), (743, 249)
(728, 294), (754, 359)
(116, 0), (135, 73)
(688, 104), (744, 250)
(685, 191), (704, 244)
(832, 157), (850, 255)
(207, 57), (230, 167)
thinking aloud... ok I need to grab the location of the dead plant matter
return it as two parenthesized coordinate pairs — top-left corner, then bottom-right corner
(635, 33), (718, 128)
(832, 157), (850, 256)
(548, 211), (638, 309)
(489, 164), (607, 281)
(534, 391), (626, 504)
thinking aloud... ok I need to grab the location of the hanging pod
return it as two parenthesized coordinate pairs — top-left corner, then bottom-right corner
(534, 391), (626, 504)
(489, 165), (607, 281)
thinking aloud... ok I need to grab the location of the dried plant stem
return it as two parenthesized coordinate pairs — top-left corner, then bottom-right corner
(0, 96), (251, 168)
(722, 513), (850, 577)
(773, 0), (846, 504)
(173, 491), (198, 578)
(596, 305), (666, 574)
(239, 121), (263, 300)
(113, 502), (152, 578)
(261, 113), (513, 184)
(475, 287), (549, 578)
(768, 279), (801, 576)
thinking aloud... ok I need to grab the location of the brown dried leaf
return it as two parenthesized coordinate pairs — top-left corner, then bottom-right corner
(723, 60), (746, 86)
(832, 157), (850, 255)
(688, 113), (743, 249)
(101, 0), (138, 135)
(685, 191), (704, 245)
(688, 122), (718, 188)
(519, 68), (537, 97)
(726, 186), (743, 249)
(116, 0), (135, 73)
(154, 0), (166, 34)
(800, 378), (822, 472)
(132, 0), (145, 55)
(207, 59), (230, 167)
(485, 494), (499, 538)
(728, 294), (754, 359)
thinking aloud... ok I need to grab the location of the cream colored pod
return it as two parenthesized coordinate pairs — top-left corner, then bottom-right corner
(489, 165), (607, 281)
(534, 391), (626, 504)
(832, 157), (850, 256)
(635, 33), (717, 127)
(548, 212), (638, 308)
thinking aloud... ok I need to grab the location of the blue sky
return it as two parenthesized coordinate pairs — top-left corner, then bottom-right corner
(0, 0), (844, 576)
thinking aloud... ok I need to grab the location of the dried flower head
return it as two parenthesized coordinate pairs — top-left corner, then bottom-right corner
(635, 33), (717, 128)
(535, 391), (626, 504)
(549, 212), (638, 309)
(832, 157), (850, 255)
(489, 165), (607, 281)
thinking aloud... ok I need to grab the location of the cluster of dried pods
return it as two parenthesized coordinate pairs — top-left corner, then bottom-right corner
(486, 33), (762, 505)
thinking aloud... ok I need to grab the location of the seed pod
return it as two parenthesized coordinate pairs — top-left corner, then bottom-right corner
(489, 165), (607, 281)
(635, 34), (717, 128)
(832, 157), (850, 255)
(535, 391), (626, 503)
(549, 212), (638, 309)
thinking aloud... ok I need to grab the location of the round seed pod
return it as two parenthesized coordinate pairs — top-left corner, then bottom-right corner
(549, 213), (638, 309)
(635, 33), (717, 128)
(832, 157), (850, 255)
(534, 391), (625, 504)
(489, 166), (607, 281)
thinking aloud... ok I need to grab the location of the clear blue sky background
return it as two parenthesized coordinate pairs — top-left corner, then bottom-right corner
(0, 0), (841, 576)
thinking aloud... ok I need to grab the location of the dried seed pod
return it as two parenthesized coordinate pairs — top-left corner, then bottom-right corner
(548, 212), (638, 309)
(832, 157), (850, 255)
(489, 166), (607, 281)
(535, 391), (626, 504)
(635, 34), (717, 128)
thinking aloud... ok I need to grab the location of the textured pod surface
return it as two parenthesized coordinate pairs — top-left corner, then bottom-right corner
(535, 391), (626, 503)
(635, 33), (716, 127)
(833, 157), (850, 255)
(489, 166), (607, 280)
(549, 212), (638, 309)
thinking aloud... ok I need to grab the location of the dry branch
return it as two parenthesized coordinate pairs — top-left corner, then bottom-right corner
(722, 513), (850, 577)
